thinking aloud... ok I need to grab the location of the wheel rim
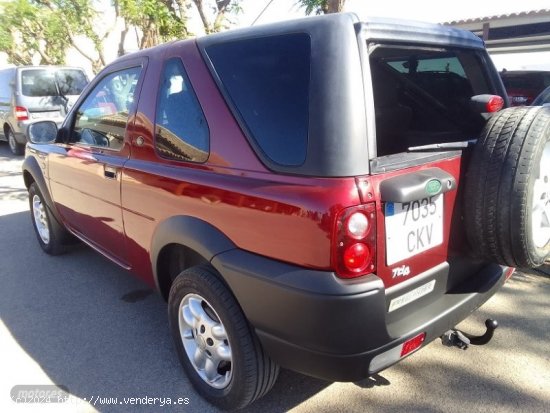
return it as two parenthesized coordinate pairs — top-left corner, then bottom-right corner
(532, 141), (550, 249)
(32, 194), (50, 244)
(8, 131), (17, 152)
(178, 293), (233, 389)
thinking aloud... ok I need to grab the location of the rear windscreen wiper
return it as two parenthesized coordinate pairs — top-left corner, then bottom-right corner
(408, 140), (476, 151)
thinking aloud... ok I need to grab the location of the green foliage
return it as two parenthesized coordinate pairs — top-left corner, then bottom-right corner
(297, 0), (326, 15)
(296, 0), (344, 15)
(120, 0), (188, 45)
(0, 0), (69, 65)
(0, 0), (242, 72)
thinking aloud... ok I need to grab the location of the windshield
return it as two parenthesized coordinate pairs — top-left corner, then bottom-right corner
(21, 69), (88, 97)
(369, 45), (497, 156)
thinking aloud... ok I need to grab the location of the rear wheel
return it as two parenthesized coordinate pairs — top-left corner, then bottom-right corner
(464, 106), (550, 268)
(168, 265), (279, 410)
(7, 128), (24, 156)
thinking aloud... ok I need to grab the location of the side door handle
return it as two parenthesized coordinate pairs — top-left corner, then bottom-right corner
(104, 165), (118, 180)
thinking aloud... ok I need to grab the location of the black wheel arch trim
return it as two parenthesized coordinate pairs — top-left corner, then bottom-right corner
(22, 156), (63, 223)
(150, 215), (237, 292)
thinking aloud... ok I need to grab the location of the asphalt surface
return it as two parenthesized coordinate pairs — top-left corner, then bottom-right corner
(0, 142), (549, 413)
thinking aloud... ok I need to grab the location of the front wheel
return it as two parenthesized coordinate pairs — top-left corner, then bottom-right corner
(28, 183), (69, 255)
(168, 265), (279, 410)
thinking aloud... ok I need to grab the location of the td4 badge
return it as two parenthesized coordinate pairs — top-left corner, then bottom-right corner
(392, 264), (411, 278)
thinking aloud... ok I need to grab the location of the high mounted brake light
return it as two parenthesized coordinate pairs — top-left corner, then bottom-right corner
(470, 95), (504, 113)
(333, 203), (376, 278)
(485, 95), (504, 113)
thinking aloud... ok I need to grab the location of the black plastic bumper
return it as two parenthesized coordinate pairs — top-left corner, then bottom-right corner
(211, 250), (507, 382)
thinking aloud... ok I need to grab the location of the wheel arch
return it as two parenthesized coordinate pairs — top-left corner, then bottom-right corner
(22, 156), (63, 223)
(3, 122), (10, 139)
(151, 216), (236, 301)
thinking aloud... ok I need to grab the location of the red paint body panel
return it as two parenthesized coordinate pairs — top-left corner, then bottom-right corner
(30, 38), (466, 291)
(367, 156), (462, 288)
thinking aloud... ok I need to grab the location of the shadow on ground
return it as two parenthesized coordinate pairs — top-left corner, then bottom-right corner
(0, 211), (331, 412)
(1, 207), (548, 412)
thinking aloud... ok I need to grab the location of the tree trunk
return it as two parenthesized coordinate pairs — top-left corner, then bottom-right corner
(326, 0), (344, 13)
(118, 24), (129, 57)
(192, 0), (212, 33)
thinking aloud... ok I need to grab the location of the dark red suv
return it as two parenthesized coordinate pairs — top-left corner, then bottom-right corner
(500, 70), (550, 106)
(23, 13), (550, 410)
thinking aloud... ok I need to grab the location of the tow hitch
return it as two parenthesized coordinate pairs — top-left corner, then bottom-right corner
(441, 319), (498, 350)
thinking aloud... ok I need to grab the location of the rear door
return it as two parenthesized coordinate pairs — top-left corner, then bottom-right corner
(365, 43), (503, 313)
(48, 59), (147, 266)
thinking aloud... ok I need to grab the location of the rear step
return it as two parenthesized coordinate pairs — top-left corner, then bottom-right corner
(441, 319), (498, 350)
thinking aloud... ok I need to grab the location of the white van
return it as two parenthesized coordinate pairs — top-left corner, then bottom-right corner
(0, 66), (89, 155)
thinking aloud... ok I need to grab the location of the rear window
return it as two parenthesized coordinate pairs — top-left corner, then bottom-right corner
(205, 33), (311, 166)
(369, 45), (494, 156)
(21, 69), (88, 97)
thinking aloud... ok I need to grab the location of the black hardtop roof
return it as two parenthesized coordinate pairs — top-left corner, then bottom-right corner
(359, 16), (485, 49)
(117, 12), (485, 63)
(197, 12), (484, 50)
(114, 12), (490, 177)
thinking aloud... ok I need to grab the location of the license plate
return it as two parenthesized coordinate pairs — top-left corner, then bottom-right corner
(31, 111), (60, 119)
(388, 279), (436, 312)
(385, 195), (443, 265)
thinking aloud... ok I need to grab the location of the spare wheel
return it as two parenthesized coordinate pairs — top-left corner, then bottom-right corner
(464, 106), (550, 268)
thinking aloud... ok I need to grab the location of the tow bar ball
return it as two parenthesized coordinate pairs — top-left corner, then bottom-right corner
(441, 319), (498, 350)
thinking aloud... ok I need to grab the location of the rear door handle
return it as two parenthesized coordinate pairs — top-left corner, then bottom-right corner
(104, 165), (118, 179)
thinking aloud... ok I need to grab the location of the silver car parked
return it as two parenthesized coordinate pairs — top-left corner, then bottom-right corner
(0, 66), (89, 155)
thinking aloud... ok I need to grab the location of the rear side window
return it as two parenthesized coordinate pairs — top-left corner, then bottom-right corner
(205, 33), (311, 166)
(20, 69), (88, 97)
(155, 58), (209, 163)
(0, 70), (14, 98)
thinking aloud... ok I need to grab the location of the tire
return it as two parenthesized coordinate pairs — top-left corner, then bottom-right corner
(28, 183), (69, 255)
(168, 265), (279, 410)
(464, 106), (550, 268)
(7, 128), (25, 156)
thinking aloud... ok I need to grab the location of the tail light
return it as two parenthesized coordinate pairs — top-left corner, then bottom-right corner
(332, 203), (376, 278)
(15, 106), (29, 121)
(504, 267), (515, 281)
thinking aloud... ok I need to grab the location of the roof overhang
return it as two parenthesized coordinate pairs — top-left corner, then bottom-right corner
(443, 9), (550, 54)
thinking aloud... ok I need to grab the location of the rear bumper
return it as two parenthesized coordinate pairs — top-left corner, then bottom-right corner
(212, 250), (507, 382)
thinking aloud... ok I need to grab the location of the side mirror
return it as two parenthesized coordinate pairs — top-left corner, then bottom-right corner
(28, 121), (58, 144)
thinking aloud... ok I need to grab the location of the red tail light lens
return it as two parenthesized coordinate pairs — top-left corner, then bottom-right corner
(333, 203), (376, 278)
(343, 243), (371, 272)
(504, 267), (515, 281)
(401, 332), (426, 357)
(15, 106), (29, 121)
(486, 96), (504, 113)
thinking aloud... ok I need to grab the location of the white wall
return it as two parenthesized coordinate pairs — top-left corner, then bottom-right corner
(490, 51), (550, 71)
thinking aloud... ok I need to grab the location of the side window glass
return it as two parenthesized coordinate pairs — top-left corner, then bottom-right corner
(155, 58), (209, 162)
(72, 66), (141, 150)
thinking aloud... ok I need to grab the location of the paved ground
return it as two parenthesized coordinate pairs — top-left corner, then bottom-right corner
(0, 142), (549, 413)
